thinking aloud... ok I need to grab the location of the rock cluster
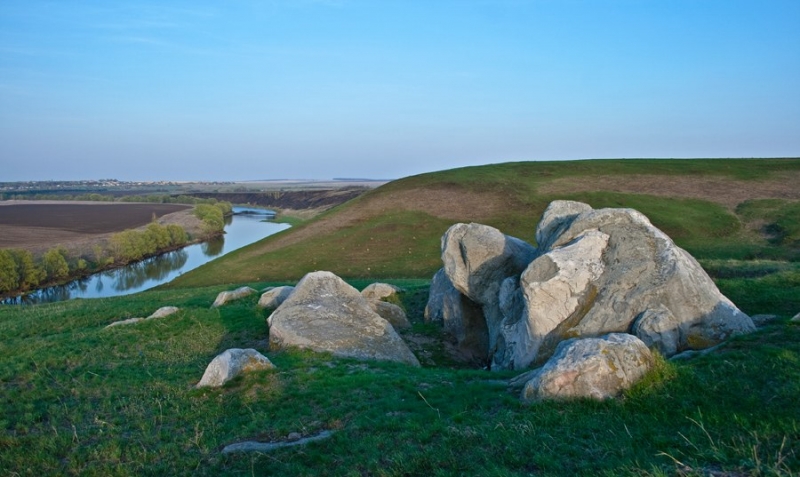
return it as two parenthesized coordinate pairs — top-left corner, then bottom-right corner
(105, 306), (180, 328)
(426, 200), (755, 400)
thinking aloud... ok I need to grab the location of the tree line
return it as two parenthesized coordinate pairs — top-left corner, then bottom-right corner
(0, 201), (232, 296)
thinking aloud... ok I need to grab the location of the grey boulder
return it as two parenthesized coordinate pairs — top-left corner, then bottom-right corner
(267, 271), (420, 366)
(212, 287), (257, 308)
(521, 333), (654, 401)
(369, 301), (411, 329)
(196, 348), (275, 388)
(361, 283), (402, 301)
(258, 286), (295, 309)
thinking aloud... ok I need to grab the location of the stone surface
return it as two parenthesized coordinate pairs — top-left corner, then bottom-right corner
(147, 306), (180, 319)
(440, 223), (537, 366)
(258, 286), (295, 309)
(105, 317), (144, 328)
(222, 431), (335, 454)
(361, 282), (402, 301)
(212, 286), (257, 308)
(369, 301), (411, 329)
(631, 305), (681, 356)
(267, 271), (420, 366)
(196, 348), (275, 388)
(424, 268), (489, 362)
(521, 333), (654, 401)
(792, 312), (800, 323)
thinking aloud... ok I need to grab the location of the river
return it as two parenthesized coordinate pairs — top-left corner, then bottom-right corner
(3, 206), (290, 304)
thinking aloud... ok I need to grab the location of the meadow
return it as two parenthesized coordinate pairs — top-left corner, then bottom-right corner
(1, 159), (798, 475)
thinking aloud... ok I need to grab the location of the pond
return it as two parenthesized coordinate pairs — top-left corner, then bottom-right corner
(4, 207), (290, 304)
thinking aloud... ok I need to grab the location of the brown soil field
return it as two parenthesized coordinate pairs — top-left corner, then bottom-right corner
(0, 201), (198, 255)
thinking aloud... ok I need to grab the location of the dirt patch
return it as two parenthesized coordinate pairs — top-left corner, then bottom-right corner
(236, 186), (507, 260)
(537, 172), (800, 209)
(0, 201), (200, 256)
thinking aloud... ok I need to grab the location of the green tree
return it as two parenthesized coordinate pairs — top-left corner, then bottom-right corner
(10, 249), (45, 289)
(166, 224), (188, 246)
(145, 222), (172, 250)
(194, 204), (224, 234)
(42, 248), (70, 281)
(0, 250), (19, 293)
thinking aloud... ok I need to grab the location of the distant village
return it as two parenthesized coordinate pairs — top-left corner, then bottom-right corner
(0, 179), (230, 193)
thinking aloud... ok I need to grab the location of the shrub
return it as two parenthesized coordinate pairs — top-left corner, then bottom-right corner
(0, 250), (19, 293)
(42, 247), (70, 281)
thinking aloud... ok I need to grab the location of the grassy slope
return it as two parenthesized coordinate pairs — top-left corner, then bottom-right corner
(167, 158), (800, 288)
(1, 282), (798, 476)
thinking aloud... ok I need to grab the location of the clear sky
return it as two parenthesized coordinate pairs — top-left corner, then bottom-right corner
(1, 0), (798, 181)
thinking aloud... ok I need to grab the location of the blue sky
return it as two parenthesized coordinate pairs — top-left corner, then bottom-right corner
(1, 0), (798, 181)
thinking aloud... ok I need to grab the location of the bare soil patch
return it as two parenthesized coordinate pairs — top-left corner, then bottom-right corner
(0, 201), (197, 255)
(537, 172), (800, 209)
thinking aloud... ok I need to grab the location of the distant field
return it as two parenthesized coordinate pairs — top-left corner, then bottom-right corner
(0, 201), (192, 253)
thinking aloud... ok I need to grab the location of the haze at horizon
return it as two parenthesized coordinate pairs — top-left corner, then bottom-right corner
(1, 0), (798, 182)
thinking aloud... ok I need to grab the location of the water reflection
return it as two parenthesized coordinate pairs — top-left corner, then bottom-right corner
(2, 207), (289, 305)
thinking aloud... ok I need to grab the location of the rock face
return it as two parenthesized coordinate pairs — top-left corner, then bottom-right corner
(196, 348), (275, 388)
(258, 286), (295, 309)
(521, 334), (654, 401)
(267, 271), (420, 366)
(361, 283), (402, 302)
(426, 200), (755, 372)
(440, 223), (537, 366)
(212, 287), (257, 308)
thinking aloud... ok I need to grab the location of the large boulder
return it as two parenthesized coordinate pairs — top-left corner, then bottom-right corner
(267, 271), (420, 366)
(212, 286), (257, 308)
(258, 286), (295, 309)
(440, 223), (537, 365)
(521, 333), (654, 401)
(361, 283), (402, 302)
(527, 201), (754, 358)
(424, 268), (489, 363)
(428, 200), (755, 370)
(196, 348), (275, 388)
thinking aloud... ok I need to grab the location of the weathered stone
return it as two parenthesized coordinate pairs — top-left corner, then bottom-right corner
(361, 283), (402, 301)
(521, 333), (654, 401)
(441, 223), (537, 366)
(267, 271), (420, 366)
(424, 268), (489, 363)
(369, 301), (411, 329)
(147, 306), (180, 319)
(534, 200), (593, 251)
(497, 230), (608, 369)
(222, 431), (335, 454)
(212, 286), (257, 308)
(257, 286), (294, 309)
(632, 305), (681, 356)
(105, 317), (144, 328)
(196, 348), (275, 388)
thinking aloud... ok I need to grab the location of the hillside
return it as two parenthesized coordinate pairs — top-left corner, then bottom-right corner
(167, 158), (800, 290)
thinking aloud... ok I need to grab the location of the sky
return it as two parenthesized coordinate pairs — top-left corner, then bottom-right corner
(1, 1), (798, 182)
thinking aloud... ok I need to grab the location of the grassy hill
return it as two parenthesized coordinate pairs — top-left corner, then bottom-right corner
(2, 158), (799, 475)
(167, 158), (800, 288)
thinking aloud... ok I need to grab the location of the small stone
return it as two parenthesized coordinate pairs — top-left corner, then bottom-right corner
(196, 348), (275, 388)
(212, 287), (257, 308)
(147, 306), (179, 320)
(287, 432), (302, 442)
(790, 312), (800, 323)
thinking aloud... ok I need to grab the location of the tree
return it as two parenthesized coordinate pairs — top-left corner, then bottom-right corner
(0, 250), (19, 293)
(10, 249), (45, 289)
(42, 248), (70, 281)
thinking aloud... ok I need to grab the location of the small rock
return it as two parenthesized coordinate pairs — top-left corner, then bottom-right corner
(105, 317), (144, 328)
(792, 312), (800, 323)
(147, 306), (180, 320)
(196, 348), (275, 388)
(361, 283), (403, 301)
(369, 301), (411, 329)
(257, 286), (294, 309)
(212, 287), (257, 308)
(287, 432), (302, 442)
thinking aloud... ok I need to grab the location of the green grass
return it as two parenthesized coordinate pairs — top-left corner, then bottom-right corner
(1, 274), (798, 476)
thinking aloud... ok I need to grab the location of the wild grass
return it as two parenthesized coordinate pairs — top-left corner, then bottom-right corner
(1, 273), (798, 476)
